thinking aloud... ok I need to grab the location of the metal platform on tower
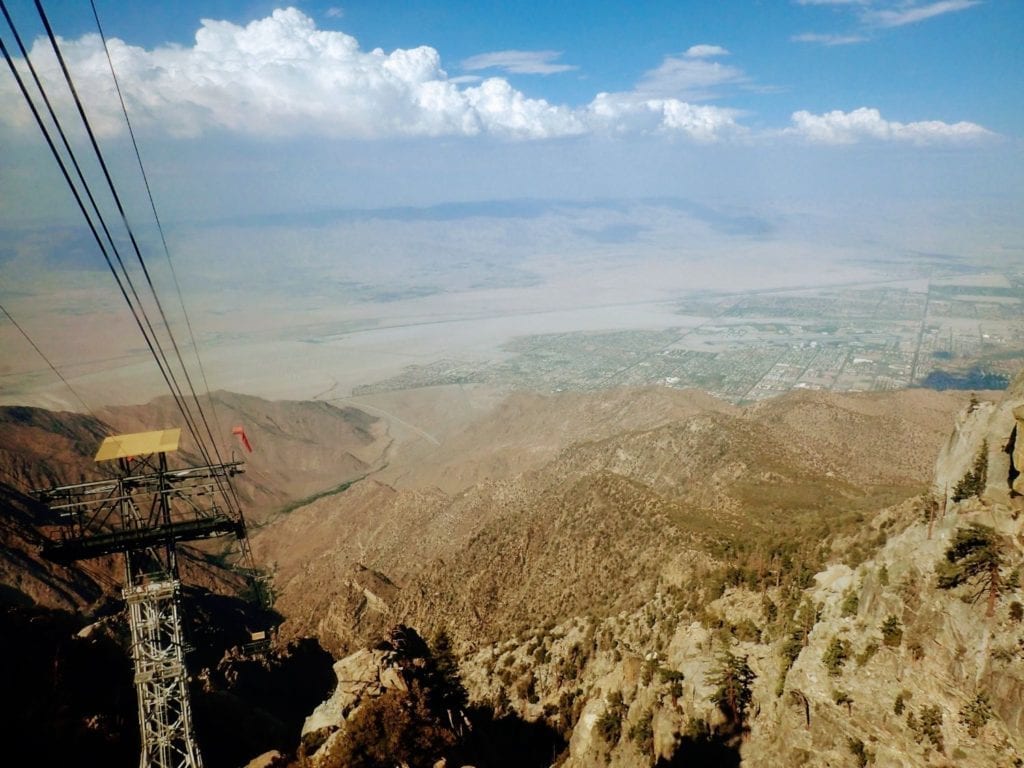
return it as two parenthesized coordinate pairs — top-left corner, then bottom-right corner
(35, 427), (254, 768)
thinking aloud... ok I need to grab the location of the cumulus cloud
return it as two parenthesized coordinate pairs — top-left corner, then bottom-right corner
(791, 32), (868, 45)
(464, 78), (585, 138)
(0, 8), (992, 148)
(0, 8), (583, 140)
(587, 92), (743, 141)
(787, 107), (993, 144)
(0, 8), (744, 143)
(684, 44), (730, 58)
(865, 0), (980, 28)
(460, 50), (577, 75)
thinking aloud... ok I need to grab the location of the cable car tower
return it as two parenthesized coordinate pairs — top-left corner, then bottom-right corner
(38, 427), (252, 768)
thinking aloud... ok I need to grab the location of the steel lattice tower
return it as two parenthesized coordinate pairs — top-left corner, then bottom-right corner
(125, 578), (202, 768)
(38, 428), (249, 768)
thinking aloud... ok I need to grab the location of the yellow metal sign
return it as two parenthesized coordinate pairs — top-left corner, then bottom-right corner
(95, 428), (181, 461)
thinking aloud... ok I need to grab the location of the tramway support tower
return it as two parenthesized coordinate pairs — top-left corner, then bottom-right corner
(37, 428), (247, 768)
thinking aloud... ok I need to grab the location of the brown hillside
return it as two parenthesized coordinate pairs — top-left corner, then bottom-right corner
(254, 386), (972, 652)
(99, 391), (389, 523)
(368, 385), (737, 492)
(0, 407), (116, 609)
(0, 392), (387, 610)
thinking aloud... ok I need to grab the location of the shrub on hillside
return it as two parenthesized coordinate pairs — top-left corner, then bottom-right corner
(881, 615), (903, 647)
(959, 693), (993, 738)
(323, 683), (455, 768)
(847, 736), (872, 767)
(841, 587), (859, 618)
(893, 691), (909, 716)
(628, 709), (654, 756)
(1011, 600), (1024, 623)
(823, 637), (850, 676)
(596, 691), (625, 746)
(833, 689), (853, 714)
(912, 705), (944, 753)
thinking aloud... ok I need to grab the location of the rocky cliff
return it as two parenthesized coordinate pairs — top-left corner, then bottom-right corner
(276, 382), (1023, 766)
(446, 377), (1024, 767)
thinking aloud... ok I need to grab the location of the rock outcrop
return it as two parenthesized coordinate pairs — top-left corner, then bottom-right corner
(442, 380), (1024, 767)
(300, 625), (464, 766)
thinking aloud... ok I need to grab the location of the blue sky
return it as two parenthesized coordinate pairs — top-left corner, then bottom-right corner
(14, 0), (1022, 130)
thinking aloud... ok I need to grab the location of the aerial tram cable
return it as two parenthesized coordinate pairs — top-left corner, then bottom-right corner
(0, 301), (97, 418)
(82, 0), (255, 548)
(87, 0), (227, 452)
(7, 0), (231, 499)
(30, 0), (228, 481)
(3, 2), (257, 578)
(5, 17), (271, 763)
(2, 1), (235, 517)
(0, 18), (216, 485)
(83, 0), (251, 533)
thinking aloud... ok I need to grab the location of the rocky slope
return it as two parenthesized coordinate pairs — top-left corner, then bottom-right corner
(281, 377), (1023, 768)
(0, 406), (118, 610)
(370, 386), (737, 493)
(4, 380), (1016, 767)
(254, 386), (969, 654)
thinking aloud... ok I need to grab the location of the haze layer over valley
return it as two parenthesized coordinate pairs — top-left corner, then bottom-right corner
(3, 197), (1022, 411)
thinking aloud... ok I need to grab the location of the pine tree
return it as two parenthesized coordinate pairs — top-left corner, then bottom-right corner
(936, 523), (1009, 617)
(708, 650), (756, 726)
(429, 628), (468, 713)
(952, 441), (988, 501)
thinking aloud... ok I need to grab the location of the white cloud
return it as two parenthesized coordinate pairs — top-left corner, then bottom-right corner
(791, 32), (868, 45)
(866, 0), (980, 28)
(0, 8), (992, 149)
(586, 92), (743, 141)
(324, 7), (344, 19)
(0, 8), (584, 140)
(787, 107), (993, 144)
(0, 8), (743, 144)
(460, 49), (577, 75)
(684, 44), (730, 58)
(635, 54), (747, 99)
(464, 78), (585, 138)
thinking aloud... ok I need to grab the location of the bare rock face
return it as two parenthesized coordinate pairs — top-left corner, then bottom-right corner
(243, 750), (282, 768)
(567, 698), (605, 768)
(300, 625), (436, 763)
(302, 647), (403, 734)
(934, 372), (1024, 509)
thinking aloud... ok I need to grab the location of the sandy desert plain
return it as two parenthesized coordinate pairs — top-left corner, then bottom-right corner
(2, 199), (1022, 420)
